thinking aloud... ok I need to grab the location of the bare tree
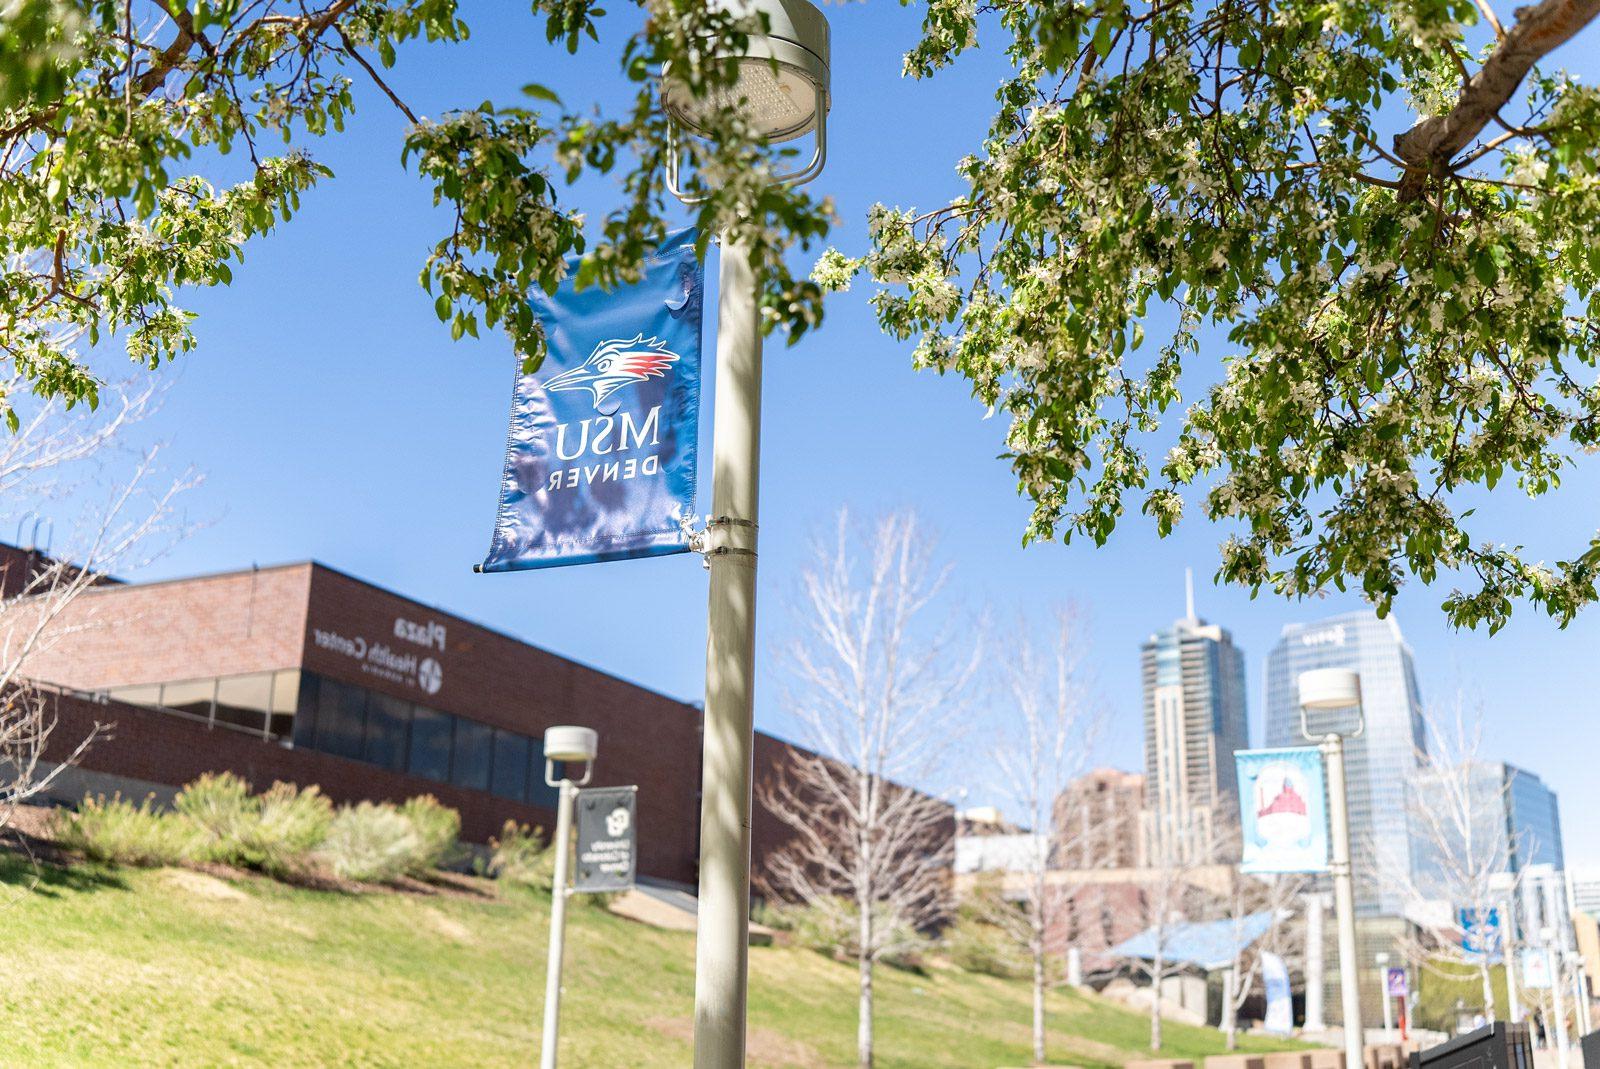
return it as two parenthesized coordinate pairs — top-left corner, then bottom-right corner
(1379, 699), (1518, 1023)
(0, 379), (194, 831)
(976, 605), (1102, 1066)
(758, 510), (978, 1069)
(1129, 839), (1214, 1051)
(1215, 850), (1308, 1050)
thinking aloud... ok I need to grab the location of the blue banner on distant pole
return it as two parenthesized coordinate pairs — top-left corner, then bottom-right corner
(1262, 951), (1293, 1034)
(479, 229), (703, 572)
(1459, 906), (1502, 962)
(1236, 747), (1329, 874)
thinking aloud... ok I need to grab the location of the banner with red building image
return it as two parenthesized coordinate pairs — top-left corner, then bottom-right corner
(1236, 746), (1330, 874)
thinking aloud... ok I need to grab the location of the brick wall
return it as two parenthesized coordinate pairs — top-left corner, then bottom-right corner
(17, 564), (311, 688)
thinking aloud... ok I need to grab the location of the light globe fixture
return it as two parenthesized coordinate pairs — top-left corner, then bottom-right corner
(543, 724), (598, 764)
(660, 0), (830, 187)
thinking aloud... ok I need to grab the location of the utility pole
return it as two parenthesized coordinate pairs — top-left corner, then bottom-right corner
(658, 4), (831, 1065)
(692, 233), (763, 1067)
(1298, 669), (1365, 1069)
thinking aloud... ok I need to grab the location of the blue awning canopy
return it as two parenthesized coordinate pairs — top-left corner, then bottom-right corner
(1109, 911), (1278, 971)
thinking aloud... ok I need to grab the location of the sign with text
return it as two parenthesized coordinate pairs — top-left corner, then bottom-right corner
(574, 785), (637, 894)
(1236, 747), (1329, 874)
(479, 229), (703, 572)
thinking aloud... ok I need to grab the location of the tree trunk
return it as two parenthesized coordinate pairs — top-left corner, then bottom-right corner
(1150, 952), (1164, 1051)
(858, 892), (874, 1069)
(1223, 965), (1239, 1051)
(1033, 939), (1047, 1065)
(1481, 959), (1497, 1024)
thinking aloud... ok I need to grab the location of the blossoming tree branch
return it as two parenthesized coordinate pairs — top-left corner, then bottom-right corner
(817, 0), (1600, 631)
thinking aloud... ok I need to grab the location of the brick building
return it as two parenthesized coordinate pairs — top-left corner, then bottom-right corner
(6, 546), (922, 890)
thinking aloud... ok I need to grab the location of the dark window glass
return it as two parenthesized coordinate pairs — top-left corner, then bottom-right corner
(314, 678), (367, 761)
(160, 679), (216, 723)
(451, 719), (492, 791)
(526, 739), (560, 809)
(214, 674), (272, 734)
(408, 707), (454, 782)
(365, 692), (412, 772)
(291, 673), (321, 748)
(490, 731), (530, 802)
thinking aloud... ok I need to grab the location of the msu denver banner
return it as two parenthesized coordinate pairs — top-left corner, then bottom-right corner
(1236, 747), (1329, 874)
(479, 229), (702, 572)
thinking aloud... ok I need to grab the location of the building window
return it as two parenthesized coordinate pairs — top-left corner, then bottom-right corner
(364, 692), (412, 773)
(269, 670), (302, 740)
(407, 706), (454, 783)
(160, 679), (217, 724)
(452, 719), (492, 791)
(106, 682), (162, 707)
(214, 673), (273, 735)
(491, 730), (530, 803)
(315, 677), (368, 761)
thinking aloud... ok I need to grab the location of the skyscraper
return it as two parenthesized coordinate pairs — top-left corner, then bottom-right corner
(1263, 609), (1427, 916)
(1140, 572), (1249, 864)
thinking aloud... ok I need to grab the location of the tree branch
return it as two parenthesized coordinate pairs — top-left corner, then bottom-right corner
(1393, 0), (1600, 198)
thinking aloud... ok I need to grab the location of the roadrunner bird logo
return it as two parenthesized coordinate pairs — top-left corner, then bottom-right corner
(541, 335), (680, 407)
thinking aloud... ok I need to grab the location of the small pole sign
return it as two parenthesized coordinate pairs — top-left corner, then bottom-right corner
(574, 785), (638, 893)
(1386, 967), (1408, 998)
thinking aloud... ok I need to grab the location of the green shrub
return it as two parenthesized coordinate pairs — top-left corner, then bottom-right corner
(238, 782), (334, 876)
(317, 802), (422, 883)
(487, 821), (552, 890)
(762, 898), (931, 970)
(173, 771), (255, 858)
(175, 774), (331, 875)
(941, 914), (1028, 978)
(54, 794), (197, 867)
(398, 795), (460, 875)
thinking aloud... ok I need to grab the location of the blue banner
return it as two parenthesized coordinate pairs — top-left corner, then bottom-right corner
(479, 229), (703, 572)
(1459, 906), (1502, 962)
(1262, 951), (1293, 1034)
(1236, 747), (1329, 874)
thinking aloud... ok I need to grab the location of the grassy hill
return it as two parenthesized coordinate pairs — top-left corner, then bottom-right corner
(0, 853), (1312, 1068)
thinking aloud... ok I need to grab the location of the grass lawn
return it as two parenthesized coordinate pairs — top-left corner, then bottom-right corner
(0, 854), (1313, 1068)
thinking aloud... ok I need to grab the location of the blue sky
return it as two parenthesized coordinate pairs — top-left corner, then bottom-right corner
(56, 3), (1600, 863)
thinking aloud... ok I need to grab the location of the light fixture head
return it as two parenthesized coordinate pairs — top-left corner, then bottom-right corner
(1298, 668), (1362, 711)
(659, 0), (830, 143)
(544, 725), (599, 763)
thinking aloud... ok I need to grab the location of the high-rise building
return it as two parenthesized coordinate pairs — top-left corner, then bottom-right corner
(1053, 767), (1145, 869)
(1572, 866), (1600, 918)
(1140, 573), (1249, 865)
(1264, 610), (1427, 915)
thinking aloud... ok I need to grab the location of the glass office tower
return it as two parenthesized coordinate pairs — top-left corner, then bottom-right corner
(1264, 610), (1427, 915)
(1140, 575), (1250, 864)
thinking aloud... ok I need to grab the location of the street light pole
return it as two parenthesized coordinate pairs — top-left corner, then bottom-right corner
(658, 5), (831, 1065)
(1298, 669), (1366, 1069)
(692, 232), (763, 1067)
(539, 726), (597, 1069)
(1376, 953), (1393, 1039)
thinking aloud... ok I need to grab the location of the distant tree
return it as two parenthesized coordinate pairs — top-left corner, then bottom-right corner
(1212, 828), (1307, 1051)
(1380, 700), (1521, 1023)
(758, 510), (978, 1069)
(979, 604), (1102, 1066)
(818, 0), (1600, 632)
(0, 0), (833, 424)
(0, 380), (193, 830)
